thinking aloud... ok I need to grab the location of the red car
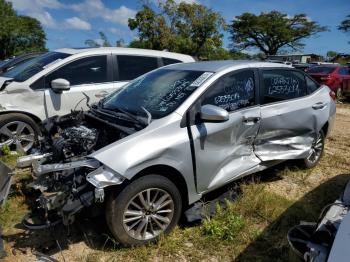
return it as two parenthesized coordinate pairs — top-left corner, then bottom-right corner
(306, 65), (350, 97)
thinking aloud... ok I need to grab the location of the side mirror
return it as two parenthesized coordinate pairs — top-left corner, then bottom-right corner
(51, 78), (70, 93)
(200, 104), (229, 123)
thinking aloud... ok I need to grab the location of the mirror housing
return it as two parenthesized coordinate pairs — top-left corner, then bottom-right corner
(51, 78), (70, 93)
(199, 104), (229, 123)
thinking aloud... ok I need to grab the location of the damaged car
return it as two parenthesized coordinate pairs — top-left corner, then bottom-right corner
(9, 60), (335, 246)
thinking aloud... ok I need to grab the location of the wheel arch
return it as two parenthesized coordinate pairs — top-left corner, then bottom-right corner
(0, 110), (42, 125)
(124, 165), (190, 208)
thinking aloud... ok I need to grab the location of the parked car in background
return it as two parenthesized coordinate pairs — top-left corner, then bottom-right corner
(0, 52), (44, 75)
(0, 47), (194, 152)
(306, 65), (350, 97)
(14, 61), (336, 246)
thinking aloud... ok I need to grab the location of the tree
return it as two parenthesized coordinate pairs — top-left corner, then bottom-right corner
(85, 32), (111, 47)
(339, 15), (350, 42)
(128, 0), (226, 60)
(0, 0), (46, 59)
(326, 50), (337, 61)
(229, 11), (327, 56)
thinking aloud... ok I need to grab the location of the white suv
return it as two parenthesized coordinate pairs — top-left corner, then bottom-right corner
(0, 48), (194, 152)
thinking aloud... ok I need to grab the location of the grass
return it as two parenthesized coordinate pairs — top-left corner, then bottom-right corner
(1, 103), (350, 261)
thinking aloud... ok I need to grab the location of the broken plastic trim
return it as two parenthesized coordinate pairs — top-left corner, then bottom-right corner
(16, 153), (52, 168)
(33, 158), (100, 176)
(86, 165), (125, 189)
(22, 213), (62, 230)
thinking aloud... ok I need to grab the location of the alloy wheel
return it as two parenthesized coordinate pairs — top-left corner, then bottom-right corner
(306, 132), (323, 164)
(122, 188), (175, 241)
(0, 121), (35, 152)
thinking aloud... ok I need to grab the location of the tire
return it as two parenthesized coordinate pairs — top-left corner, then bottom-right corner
(106, 175), (182, 247)
(0, 113), (41, 153)
(336, 87), (343, 99)
(301, 130), (325, 168)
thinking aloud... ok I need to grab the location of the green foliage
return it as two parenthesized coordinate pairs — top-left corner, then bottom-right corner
(128, 0), (226, 60)
(1, 144), (10, 156)
(202, 204), (245, 241)
(339, 15), (350, 43)
(229, 11), (327, 56)
(0, 0), (46, 59)
(339, 15), (350, 33)
(85, 31), (111, 47)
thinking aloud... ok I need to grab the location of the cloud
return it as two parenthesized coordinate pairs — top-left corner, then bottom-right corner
(64, 17), (91, 30)
(8, 0), (62, 28)
(70, 0), (137, 26)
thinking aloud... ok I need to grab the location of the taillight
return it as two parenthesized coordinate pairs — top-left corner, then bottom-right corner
(329, 90), (336, 100)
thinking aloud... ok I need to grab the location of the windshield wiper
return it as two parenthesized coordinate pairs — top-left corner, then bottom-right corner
(94, 105), (147, 126)
(141, 107), (152, 125)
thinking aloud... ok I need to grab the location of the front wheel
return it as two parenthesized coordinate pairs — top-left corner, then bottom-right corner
(302, 130), (325, 168)
(0, 113), (41, 153)
(106, 175), (182, 246)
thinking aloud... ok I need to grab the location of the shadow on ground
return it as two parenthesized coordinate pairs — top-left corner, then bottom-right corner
(235, 173), (350, 262)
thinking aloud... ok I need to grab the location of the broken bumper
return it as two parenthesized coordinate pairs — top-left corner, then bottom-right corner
(0, 160), (13, 206)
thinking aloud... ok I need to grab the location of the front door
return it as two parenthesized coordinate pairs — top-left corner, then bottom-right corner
(190, 69), (261, 193)
(43, 54), (115, 117)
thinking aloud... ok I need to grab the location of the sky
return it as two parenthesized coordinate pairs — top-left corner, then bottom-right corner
(8, 0), (350, 56)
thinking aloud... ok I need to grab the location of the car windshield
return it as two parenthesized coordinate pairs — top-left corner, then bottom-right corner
(103, 69), (213, 119)
(307, 66), (336, 74)
(2, 52), (71, 82)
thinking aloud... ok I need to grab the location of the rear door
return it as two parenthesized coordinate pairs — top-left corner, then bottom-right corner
(189, 69), (262, 193)
(254, 68), (328, 161)
(339, 67), (350, 91)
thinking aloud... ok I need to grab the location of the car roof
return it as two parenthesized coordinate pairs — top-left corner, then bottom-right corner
(54, 47), (194, 62)
(163, 60), (291, 72)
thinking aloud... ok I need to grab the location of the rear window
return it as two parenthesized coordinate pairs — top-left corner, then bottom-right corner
(307, 66), (336, 74)
(117, 55), (159, 81)
(163, 58), (182, 66)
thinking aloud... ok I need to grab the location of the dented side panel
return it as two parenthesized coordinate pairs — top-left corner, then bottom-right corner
(254, 87), (334, 161)
(91, 114), (200, 204)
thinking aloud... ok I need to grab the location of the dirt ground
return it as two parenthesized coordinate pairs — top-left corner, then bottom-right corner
(1, 103), (350, 262)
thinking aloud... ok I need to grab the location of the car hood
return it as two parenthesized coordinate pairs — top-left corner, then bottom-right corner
(0, 76), (13, 87)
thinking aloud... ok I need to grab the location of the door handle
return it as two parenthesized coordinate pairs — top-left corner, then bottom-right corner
(312, 102), (326, 110)
(95, 91), (109, 98)
(242, 116), (261, 124)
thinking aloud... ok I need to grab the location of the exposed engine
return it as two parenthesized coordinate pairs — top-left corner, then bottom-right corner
(18, 107), (147, 229)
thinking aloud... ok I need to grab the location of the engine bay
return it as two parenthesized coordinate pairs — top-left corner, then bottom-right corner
(18, 106), (147, 229)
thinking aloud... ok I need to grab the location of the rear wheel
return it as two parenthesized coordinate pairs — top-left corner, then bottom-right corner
(0, 113), (41, 153)
(336, 87), (343, 99)
(302, 130), (325, 168)
(106, 175), (182, 246)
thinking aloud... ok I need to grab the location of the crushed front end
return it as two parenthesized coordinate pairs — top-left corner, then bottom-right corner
(18, 108), (146, 229)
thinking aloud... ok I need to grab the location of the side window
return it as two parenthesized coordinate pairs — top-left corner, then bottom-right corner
(202, 70), (255, 112)
(339, 67), (350, 75)
(163, 58), (182, 66)
(262, 69), (306, 104)
(306, 75), (319, 93)
(117, 55), (158, 81)
(46, 56), (108, 87)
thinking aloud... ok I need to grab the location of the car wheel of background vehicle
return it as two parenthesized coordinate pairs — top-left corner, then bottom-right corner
(106, 175), (182, 247)
(302, 130), (325, 168)
(336, 87), (343, 99)
(0, 113), (41, 153)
